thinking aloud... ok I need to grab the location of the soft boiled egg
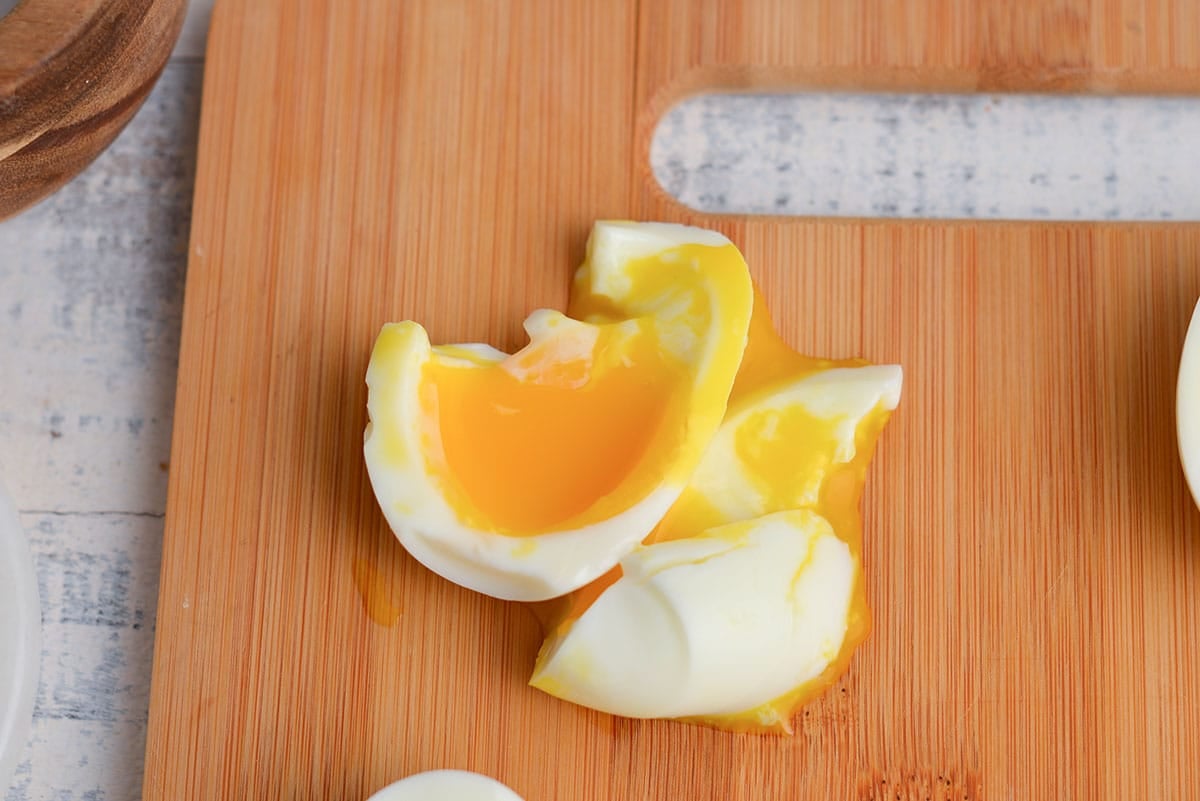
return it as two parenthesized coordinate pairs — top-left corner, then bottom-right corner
(364, 222), (754, 601)
(530, 298), (902, 731)
(1178, 298), (1200, 507)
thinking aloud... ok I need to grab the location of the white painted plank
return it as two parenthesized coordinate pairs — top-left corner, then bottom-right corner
(173, 0), (215, 60)
(1, 64), (199, 801)
(5, 512), (162, 801)
(653, 93), (1200, 220)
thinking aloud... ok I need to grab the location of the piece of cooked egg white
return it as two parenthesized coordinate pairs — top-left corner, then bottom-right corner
(529, 510), (855, 719)
(367, 770), (524, 801)
(653, 363), (903, 543)
(364, 221), (754, 601)
(1178, 298), (1200, 508)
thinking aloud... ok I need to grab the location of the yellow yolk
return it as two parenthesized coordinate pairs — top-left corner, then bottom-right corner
(410, 238), (750, 538)
(649, 403), (844, 544)
(424, 325), (686, 534)
(728, 289), (864, 405)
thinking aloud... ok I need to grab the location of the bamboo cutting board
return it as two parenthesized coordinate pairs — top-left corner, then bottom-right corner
(145, 2), (1200, 799)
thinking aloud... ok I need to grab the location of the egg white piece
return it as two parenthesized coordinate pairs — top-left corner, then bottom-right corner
(1178, 298), (1200, 507)
(685, 364), (903, 524)
(367, 770), (525, 801)
(579, 220), (731, 304)
(363, 221), (754, 602)
(364, 319), (681, 602)
(529, 509), (856, 719)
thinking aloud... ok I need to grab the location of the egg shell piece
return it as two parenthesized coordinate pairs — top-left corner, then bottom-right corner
(529, 509), (855, 719)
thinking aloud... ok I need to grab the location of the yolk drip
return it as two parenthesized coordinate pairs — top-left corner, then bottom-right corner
(425, 326), (685, 535)
(729, 289), (864, 405)
(351, 558), (403, 628)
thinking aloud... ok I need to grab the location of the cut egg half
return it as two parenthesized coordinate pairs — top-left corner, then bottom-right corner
(364, 222), (754, 601)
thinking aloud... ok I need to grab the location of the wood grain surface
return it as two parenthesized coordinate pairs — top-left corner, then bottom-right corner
(145, 1), (1200, 799)
(0, 0), (186, 219)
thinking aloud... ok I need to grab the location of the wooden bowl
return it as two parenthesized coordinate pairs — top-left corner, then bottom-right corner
(0, 0), (187, 220)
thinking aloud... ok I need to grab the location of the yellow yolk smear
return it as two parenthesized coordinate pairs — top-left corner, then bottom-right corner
(534, 292), (898, 733)
(728, 289), (864, 406)
(424, 322), (688, 535)
(567, 242), (737, 337)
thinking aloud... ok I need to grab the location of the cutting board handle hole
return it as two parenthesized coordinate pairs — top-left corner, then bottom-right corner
(650, 92), (1200, 221)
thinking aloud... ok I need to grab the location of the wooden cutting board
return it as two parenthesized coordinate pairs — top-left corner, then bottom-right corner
(144, 2), (1200, 799)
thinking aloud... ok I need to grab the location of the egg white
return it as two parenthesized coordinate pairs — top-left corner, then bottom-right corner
(686, 364), (903, 523)
(529, 510), (855, 718)
(364, 319), (682, 602)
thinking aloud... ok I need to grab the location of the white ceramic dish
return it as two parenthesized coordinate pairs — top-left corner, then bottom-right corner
(1178, 299), (1200, 509)
(367, 770), (525, 801)
(0, 479), (39, 792)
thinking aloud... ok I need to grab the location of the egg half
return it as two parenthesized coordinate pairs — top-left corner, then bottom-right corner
(364, 222), (754, 601)
(530, 299), (902, 731)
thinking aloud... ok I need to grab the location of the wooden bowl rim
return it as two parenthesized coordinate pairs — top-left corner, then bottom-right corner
(0, 0), (185, 220)
(0, 0), (112, 95)
(0, 0), (185, 164)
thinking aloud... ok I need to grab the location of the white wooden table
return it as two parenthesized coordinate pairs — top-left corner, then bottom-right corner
(1, 3), (1195, 797)
(1, 8), (212, 799)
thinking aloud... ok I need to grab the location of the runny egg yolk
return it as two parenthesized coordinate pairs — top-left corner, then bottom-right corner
(423, 324), (687, 535)
(647, 402), (845, 545)
(728, 289), (864, 405)
(649, 291), (875, 547)
(412, 239), (750, 539)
